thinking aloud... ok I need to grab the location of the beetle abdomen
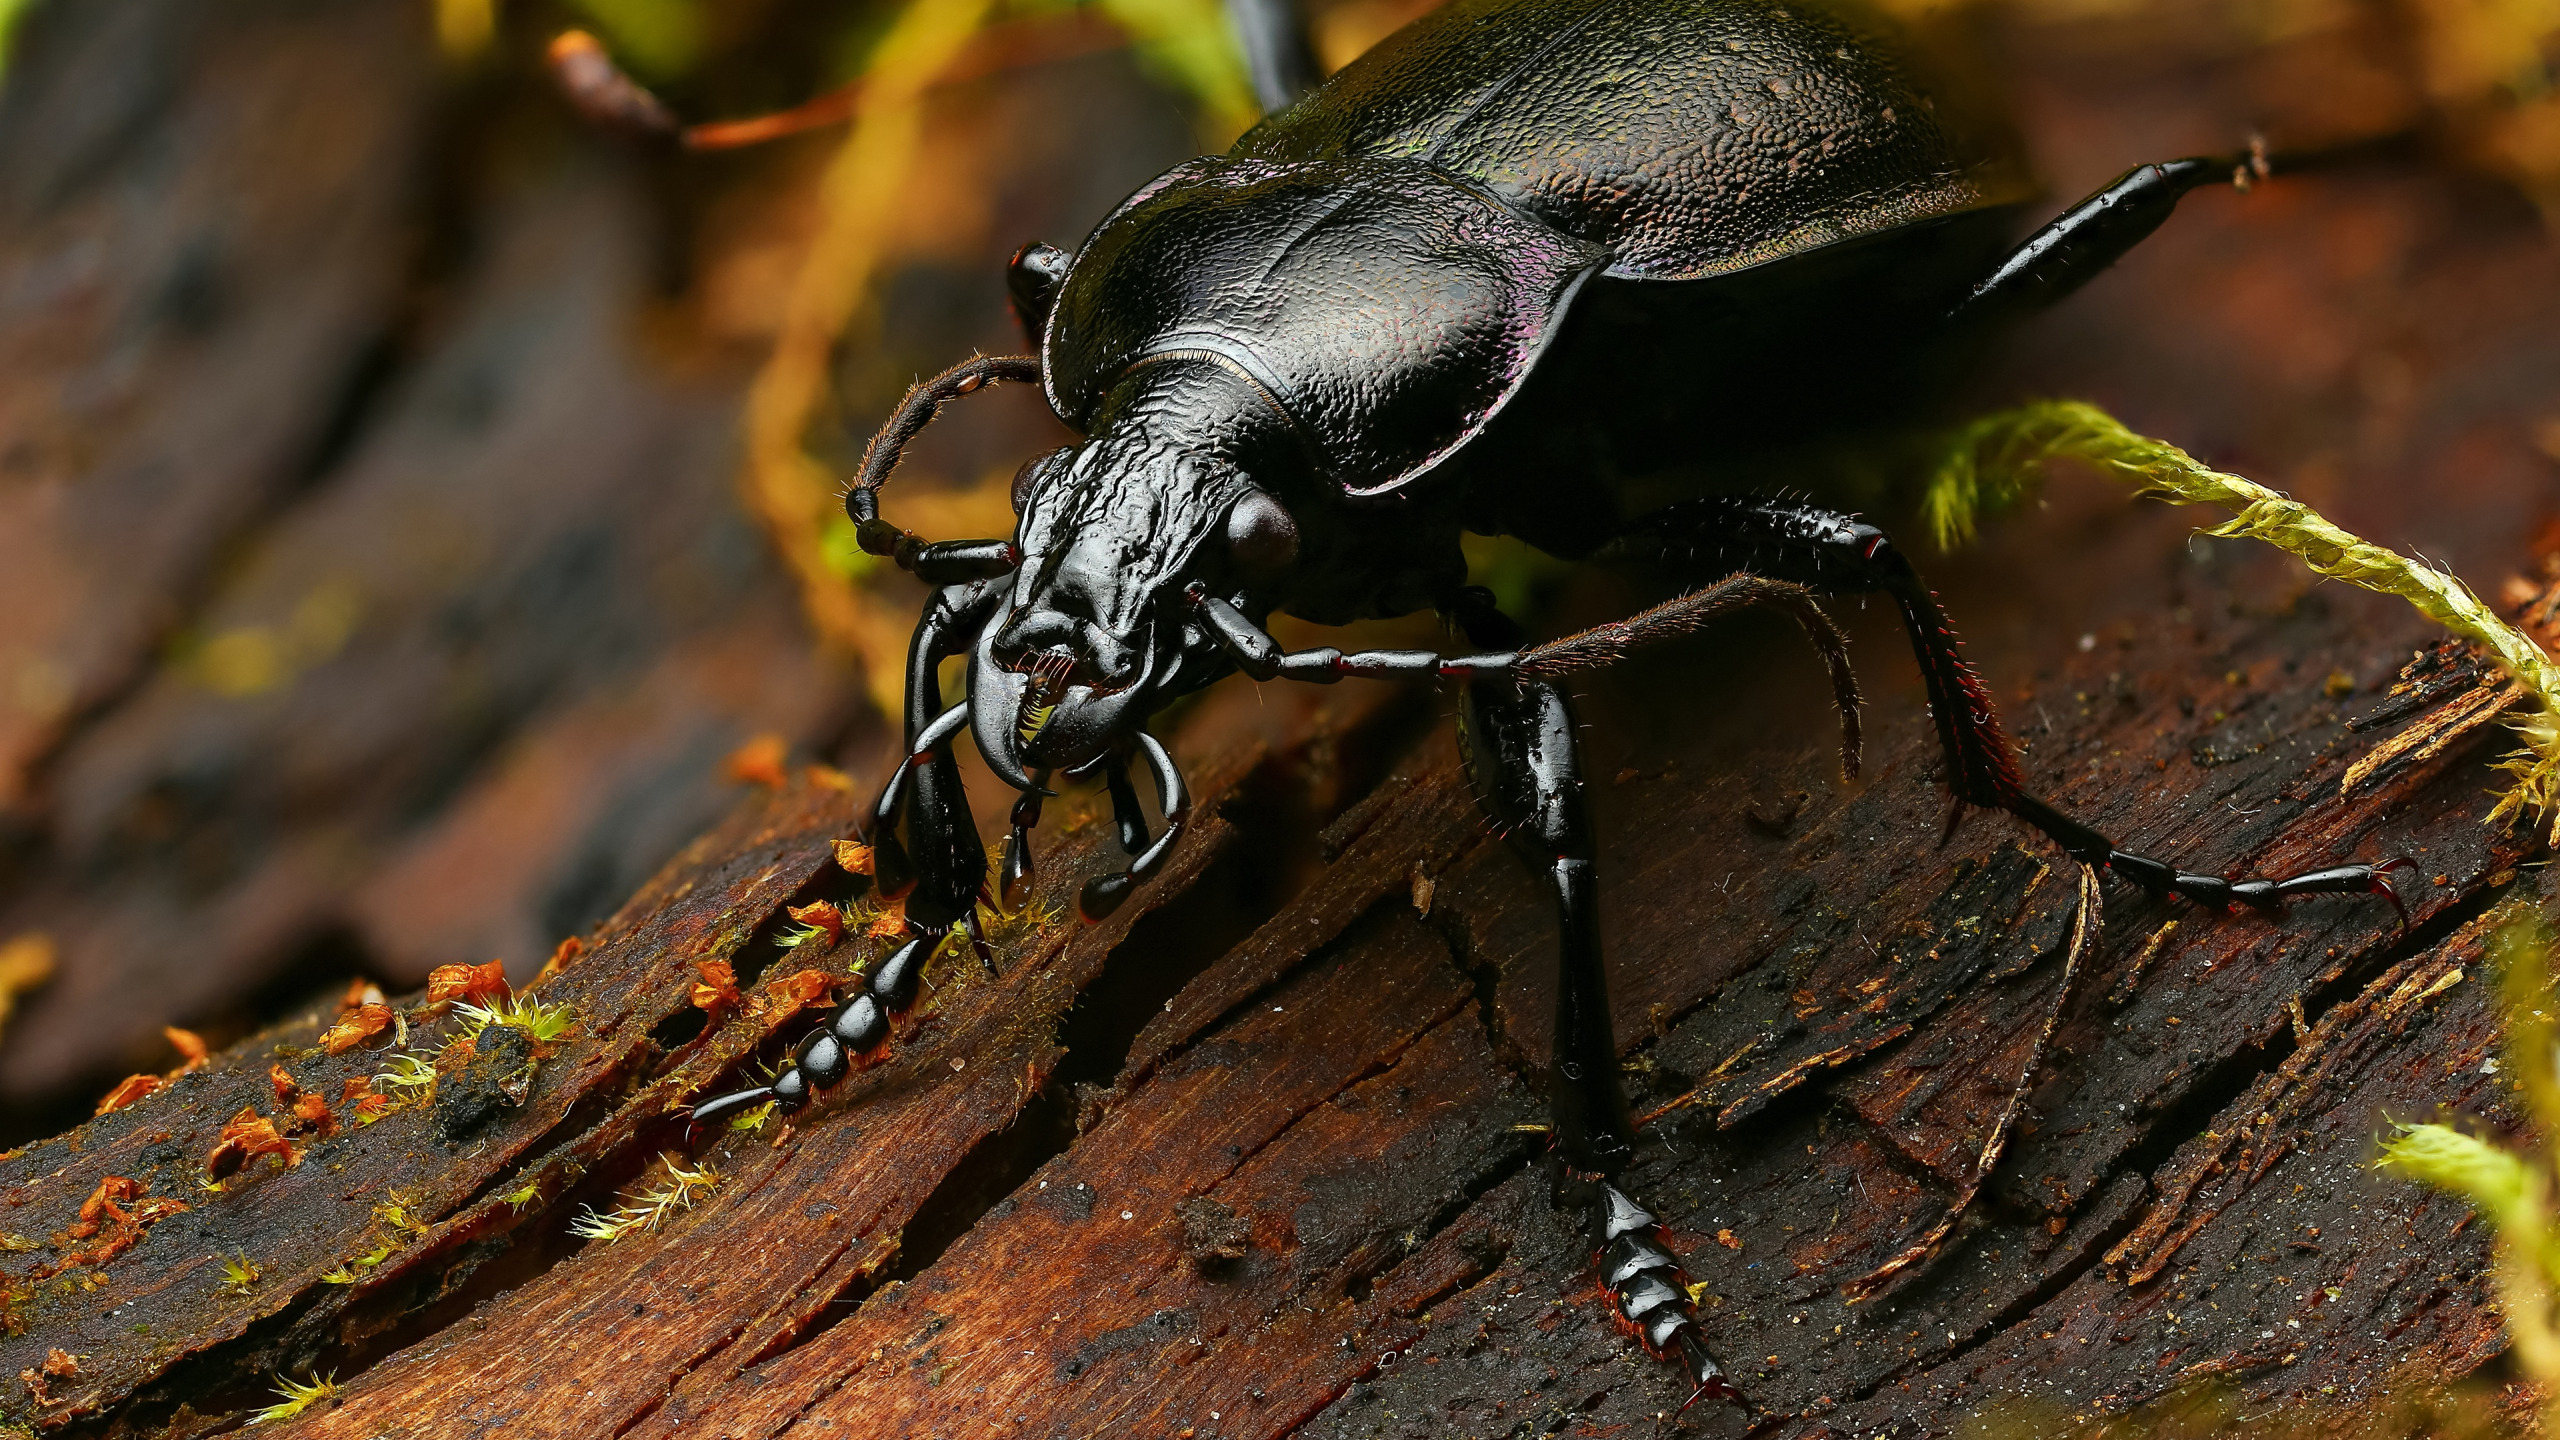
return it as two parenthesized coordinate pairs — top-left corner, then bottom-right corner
(1237, 0), (2027, 282)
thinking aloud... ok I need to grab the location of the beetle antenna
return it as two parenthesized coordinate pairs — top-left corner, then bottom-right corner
(546, 16), (1128, 152)
(846, 354), (1044, 559)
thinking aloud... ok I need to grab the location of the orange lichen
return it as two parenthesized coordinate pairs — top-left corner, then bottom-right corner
(319, 1003), (394, 1055)
(748, 968), (835, 1024)
(724, 733), (789, 788)
(337, 978), (386, 1015)
(832, 838), (875, 875)
(41, 1349), (77, 1379)
(425, 959), (510, 1009)
(691, 960), (742, 1015)
(93, 1073), (165, 1115)
(270, 1064), (300, 1104)
(206, 1108), (300, 1180)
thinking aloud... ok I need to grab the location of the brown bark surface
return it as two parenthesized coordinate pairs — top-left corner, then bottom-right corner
(3, 1), (2558, 1438)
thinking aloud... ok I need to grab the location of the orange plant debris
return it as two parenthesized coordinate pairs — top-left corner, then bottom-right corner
(536, 934), (584, 984)
(320, 1003), (394, 1055)
(68, 1177), (143, 1240)
(749, 968), (835, 1024)
(163, 1026), (209, 1071)
(788, 899), (848, 945)
(93, 1073), (164, 1115)
(206, 1108), (300, 1179)
(691, 960), (742, 1015)
(292, 1091), (337, 1138)
(724, 733), (790, 788)
(425, 959), (510, 1008)
(52, 1176), (185, 1272)
(866, 897), (908, 939)
(343, 1075), (391, 1125)
(833, 838), (875, 875)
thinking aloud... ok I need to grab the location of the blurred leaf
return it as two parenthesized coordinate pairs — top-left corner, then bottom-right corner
(1098, 0), (1260, 138)
(0, 0), (40, 84)
(567, 0), (704, 82)
(1006, 0), (1259, 138)
(741, 0), (1001, 718)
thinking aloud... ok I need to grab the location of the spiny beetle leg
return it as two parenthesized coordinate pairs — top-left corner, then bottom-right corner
(1000, 779), (1048, 912)
(1620, 495), (2407, 925)
(2008, 795), (2413, 924)
(1461, 667), (1737, 1404)
(688, 926), (949, 1126)
(1187, 582), (1519, 682)
(1104, 756), (1153, 856)
(1592, 1180), (1738, 1407)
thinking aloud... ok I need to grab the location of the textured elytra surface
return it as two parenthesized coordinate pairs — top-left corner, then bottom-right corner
(1058, 0), (2028, 503)
(1237, 0), (2025, 279)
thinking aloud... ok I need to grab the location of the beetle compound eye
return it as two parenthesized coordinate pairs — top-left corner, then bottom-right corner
(1226, 490), (1300, 574)
(1012, 448), (1069, 514)
(1007, 242), (1071, 335)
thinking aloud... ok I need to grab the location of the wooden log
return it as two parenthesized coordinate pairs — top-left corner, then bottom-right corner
(5, 539), (2547, 1437)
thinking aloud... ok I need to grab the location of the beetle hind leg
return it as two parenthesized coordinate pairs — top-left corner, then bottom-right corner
(1617, 495), (2408, 925)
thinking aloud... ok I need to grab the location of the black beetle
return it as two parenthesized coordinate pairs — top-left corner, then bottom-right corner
(680, 0), (2401, 1403)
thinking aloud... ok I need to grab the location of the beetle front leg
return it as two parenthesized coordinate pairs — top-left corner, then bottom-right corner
(692, 921), (957, 1125)
(1461, 669), (1736, 1407)
(1618, 496), (2407, 920)
(871, 579), (1007, 927)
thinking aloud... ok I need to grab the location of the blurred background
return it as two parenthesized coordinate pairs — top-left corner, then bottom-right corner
(0, 0), (2550, 1147)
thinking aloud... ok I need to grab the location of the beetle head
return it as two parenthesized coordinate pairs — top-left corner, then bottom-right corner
(969, 367), (1302, 788)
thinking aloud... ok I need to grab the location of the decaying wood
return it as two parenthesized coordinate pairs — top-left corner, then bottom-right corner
(6, 546), (2549, 1439)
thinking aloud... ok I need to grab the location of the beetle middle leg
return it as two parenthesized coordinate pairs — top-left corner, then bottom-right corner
(1615, 494), (2407, 920)
(1457, 636), (1736, 1406)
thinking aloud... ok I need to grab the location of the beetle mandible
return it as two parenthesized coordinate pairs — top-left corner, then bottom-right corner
(680, 0), (2404, 1403)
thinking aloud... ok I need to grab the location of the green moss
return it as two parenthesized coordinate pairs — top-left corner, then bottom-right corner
(1926, 399), (2560, 840)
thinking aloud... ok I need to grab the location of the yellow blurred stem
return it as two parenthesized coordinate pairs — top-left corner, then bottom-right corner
(1927, 399), (2560, 842)
(741, 0), (998, 719)
(435, 0), (497, 60)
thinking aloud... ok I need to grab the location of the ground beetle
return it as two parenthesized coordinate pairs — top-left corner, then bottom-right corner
(673, 0), (2403, 1403)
